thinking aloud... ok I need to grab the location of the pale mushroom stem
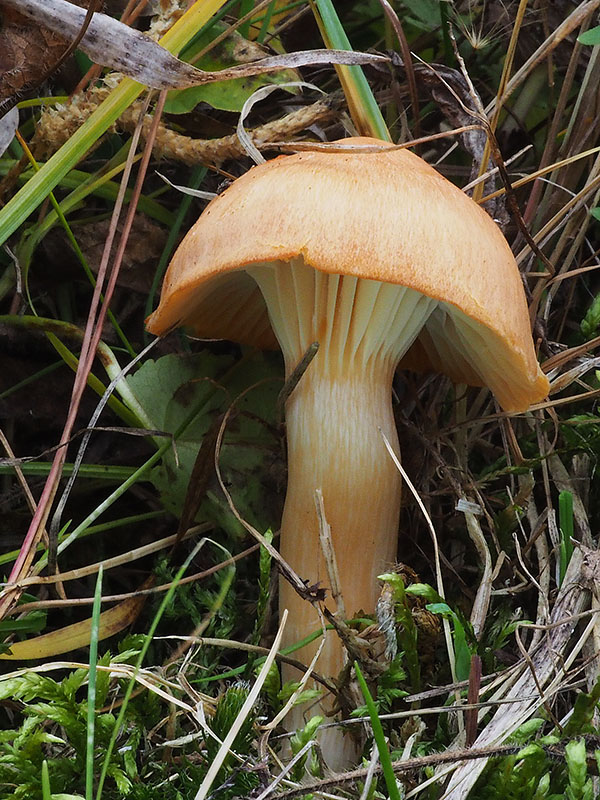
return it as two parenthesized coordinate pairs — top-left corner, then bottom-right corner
(279, 364), (401, 754)
(282, 363), (401, 656)
(248, 258), (436, 765)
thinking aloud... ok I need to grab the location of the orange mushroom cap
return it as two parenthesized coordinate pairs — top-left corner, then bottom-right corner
(147, 137), (548, 411)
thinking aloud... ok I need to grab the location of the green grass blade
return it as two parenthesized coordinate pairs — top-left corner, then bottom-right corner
(311, 0), (390, 141)
(354, 661), (401, 800)
(0, 315), (142, 427)
(95, 540), (207, 799)
(0, 462), (137, 482)
(0, 85), (144, 245)
(559, 490), (574, 585)
(41, 761), (52, 800)
(86, 566), (103, 800)
(0, 160), (173, 225)
(0, 0), (229, 245)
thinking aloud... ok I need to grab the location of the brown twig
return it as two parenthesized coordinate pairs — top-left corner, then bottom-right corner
(273, 744), (532, 798)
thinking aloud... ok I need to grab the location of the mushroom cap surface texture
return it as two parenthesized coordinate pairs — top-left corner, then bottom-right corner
(146, 136), (549, 411)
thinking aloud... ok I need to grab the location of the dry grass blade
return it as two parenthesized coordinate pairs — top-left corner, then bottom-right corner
(381, 431), (457, 682)
(462, 507), (493, 639)
(486, 1), (600, 114)
(438, 454), (592, 798)
(193, 610), (288, 800)
(0, 89), (164, 617)
(377, 0), (420, 143)
(472, 0), (529, 203)
(237, 82), (324, 164)
(0, 107), (18, 155)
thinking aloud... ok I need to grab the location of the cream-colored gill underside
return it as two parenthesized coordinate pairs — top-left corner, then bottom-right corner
(246, 258), (437, 377)
(245, 257), (530, 409)
(416, 304), (532, 410)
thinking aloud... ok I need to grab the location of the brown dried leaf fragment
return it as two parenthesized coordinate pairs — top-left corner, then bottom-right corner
(0, 6), (70, 105)
(5, 0), (388, 90)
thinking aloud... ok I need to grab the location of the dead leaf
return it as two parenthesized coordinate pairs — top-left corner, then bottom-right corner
(4, 0), (388, 90)
(0, 581), (149, 660)
(66, 214), (167, 294)
(0, 5), (69, 104)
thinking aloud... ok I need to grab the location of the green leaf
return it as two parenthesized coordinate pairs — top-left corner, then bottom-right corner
(51, 795), (87, 799)
(125, 351), (281, 528)
(509, 717), (545, 743)
(562, 688), (600, 737)
(534, 772), (551, 799)
(52, 795), (86, 799)
(165, 22), (298, 113)
(426, 603), (472, 680)
(400, 0), (444, 29)
(290, 715), (324, 755)
(591, 207), (600, 221)
(289, 716), (324, 781)
(258, 660), (281, 708)
(277, 681), (321, 708)
(426, 602), (452, 615)
(565, 739), (591, 800)
(578, 25), (600, 46)
(580, 293), (600, 339)
(405, 583), (443, 603)
(515, 743), (545, 760)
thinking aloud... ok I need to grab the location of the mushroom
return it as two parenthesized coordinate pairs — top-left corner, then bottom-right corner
(146, 137), (549, 764)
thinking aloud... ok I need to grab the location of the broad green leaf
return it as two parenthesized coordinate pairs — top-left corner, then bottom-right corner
(165, 22), (298, 113)
(126, 351), (282, 530)
(400, 0), (442, 30)
(578, 25), (600, 46)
